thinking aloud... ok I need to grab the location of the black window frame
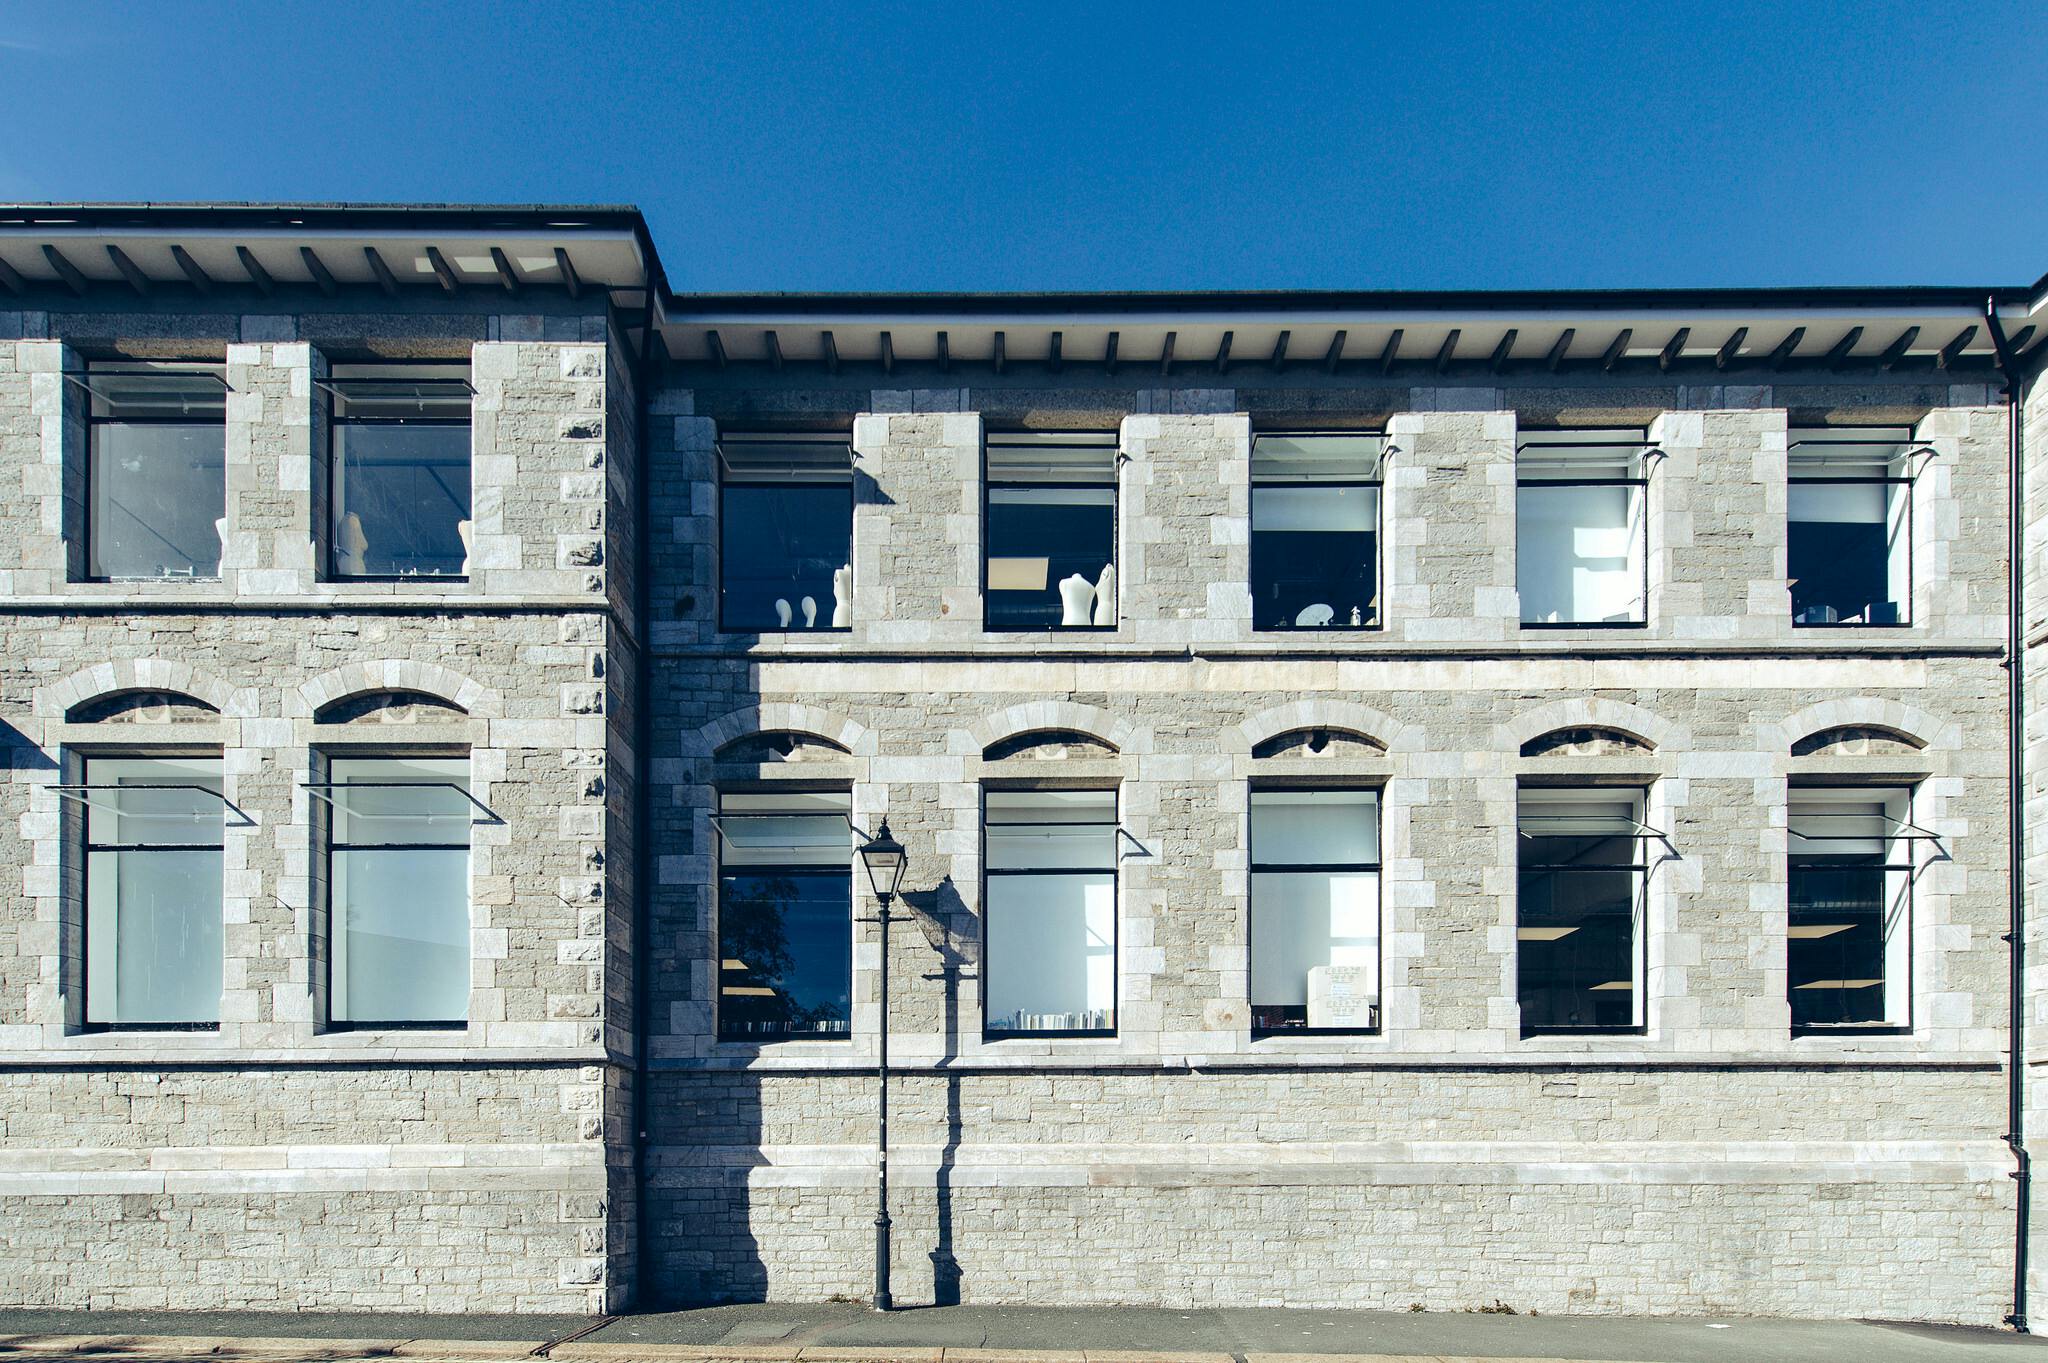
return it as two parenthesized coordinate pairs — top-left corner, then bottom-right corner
(713, 789), (854, 1043)
(982, 430), (1120, 634)
(1786, 783), (1916, 1036)
(1515, 430), (1652, 631)
(714, 431), (856, 637)
(1248, 431), (1386, 634)
(71, 754), (228, 1033)
(1248, 783), (1383, 1038)
(1515, 786), (1652, 1037)
(76, 360), (229, 584)
(981, 785), (1119, 1040)
(318, 753), (474, 1032)
(1787, 428), (1918, 630)
(323, 362), (475, 584)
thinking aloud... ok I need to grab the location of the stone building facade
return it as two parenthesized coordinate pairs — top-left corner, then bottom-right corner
(2, 205), (2046, 1325)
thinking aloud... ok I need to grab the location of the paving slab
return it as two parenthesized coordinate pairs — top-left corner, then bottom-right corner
(3, 1305), (2046, 1363)
(0, 1316), (587, 1347)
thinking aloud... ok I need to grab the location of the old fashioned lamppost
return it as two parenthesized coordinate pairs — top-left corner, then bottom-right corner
(857, 819), (907, 1311)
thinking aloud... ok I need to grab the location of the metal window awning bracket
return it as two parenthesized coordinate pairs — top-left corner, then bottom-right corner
(62, 368), (234, 404)
(300, 780), (499, 824)
(50, 782), (253, 827)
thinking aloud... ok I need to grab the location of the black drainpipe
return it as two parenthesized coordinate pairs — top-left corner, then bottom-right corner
(628, 295), (660, 1311)
(1987, 297), (2030, 1333)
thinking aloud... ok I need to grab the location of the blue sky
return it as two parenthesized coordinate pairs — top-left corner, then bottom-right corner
(3, 1), (2043, 293)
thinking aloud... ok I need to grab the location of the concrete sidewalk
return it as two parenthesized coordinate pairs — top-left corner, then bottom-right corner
(1, 1303), (2044, 1363)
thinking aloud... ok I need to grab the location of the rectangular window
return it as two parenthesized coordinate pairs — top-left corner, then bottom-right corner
(984, 789), (1116, 1036)
(1517, 788), (1648, 1033)
(1788, 787), (1912, 1031)
(717, 433), (855, 632)
(985, 432), (1117, 631)
(82, 362), (227, 581)
(327, 363), (473, 579)
(326, 756), (472, 1027)
(1250, 788), (1380, 1034)
(1251, 434), (1384, 631)
(716, 791), (852, 1040)
(1788, 428), (1912, 626)
(82, 756), (224, 1028)
(1517, 430), (1648, 627)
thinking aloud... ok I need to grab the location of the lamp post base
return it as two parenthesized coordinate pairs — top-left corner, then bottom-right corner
(874, 1211), (893, 1311)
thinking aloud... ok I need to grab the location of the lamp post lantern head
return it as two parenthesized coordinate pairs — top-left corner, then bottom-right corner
(859, 820), (907, 900)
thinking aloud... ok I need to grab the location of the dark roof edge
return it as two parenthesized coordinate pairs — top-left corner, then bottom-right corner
(0, 201), (669, 300)
(0, 203), (2039, 315)
(665, 284), (2038, 315)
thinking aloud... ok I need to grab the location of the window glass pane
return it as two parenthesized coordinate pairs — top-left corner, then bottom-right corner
(1517, 483), (1644, 623)
(1788, 789), (1909, 1028)
(986, 433), (1116, 483)
(85, 756), (223, 847)
(1516, 431), (1646, 482)
(984, 872), (1115, 1032)
(333, 424), (472, 577)
(721, 482), (853, 631)
(1250, 789), (1378, 865)
(90, 423), (226, 579)
(329, 756), (470, 1024)
(1251, 434), (1384, 481)
(986, 434), (1116, 631)
(718, 791), (849, 868)
(332, 846), (470, 1023)
(719, 869), (852, 1039)
(715, 791), (851, 1040)
(986, 790), (1116, 870)
(330, 756), (472, 846)
(986, 486), (1115, 629)
(1789, 480), (1908, 625)
(1518, 790), (1643, 1030)
(86, 848), (222, 1026)
(1252, 486), (1378, 629)
(1250, 870), (1379, 1031)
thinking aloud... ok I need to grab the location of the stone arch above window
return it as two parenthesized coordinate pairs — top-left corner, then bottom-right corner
(715, 729), (854, 763)
(1251, 727), (1386, 760)
(297, 661), (498, 719)
(694, 703), (874, 759)
(1501, 698), (1681, 755)
(316, 689), (471, 725)
(37, 659), (243, 719)
(983, 729), (1119, 762)
(66, 689), (221, 723)
(963, 701), (1141, 758)
(1790, 724), (1927, 758)
(1230, 700), (1409, 755)
(1520, 726), (1656, 758)
(1769, 698), (1949, 755)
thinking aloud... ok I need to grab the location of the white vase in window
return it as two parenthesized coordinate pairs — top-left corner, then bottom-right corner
(831, 564), (852, 627)
(456, 518), (473, 576)
(801, 595), (817, 628)
(775, 597), (793, 629)
(1092, 564), (1115, 626)
(1058, 573), (1095, 626)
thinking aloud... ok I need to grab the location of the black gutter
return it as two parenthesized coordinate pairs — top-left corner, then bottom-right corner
(1988, 297), (2031, 1333)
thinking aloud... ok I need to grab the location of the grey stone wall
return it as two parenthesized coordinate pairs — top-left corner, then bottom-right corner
(643, 372), (2018, 1322)
(0, 302), (640, 1312)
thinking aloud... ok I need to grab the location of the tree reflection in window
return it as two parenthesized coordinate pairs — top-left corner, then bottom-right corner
(716, 790), (851, 1040)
